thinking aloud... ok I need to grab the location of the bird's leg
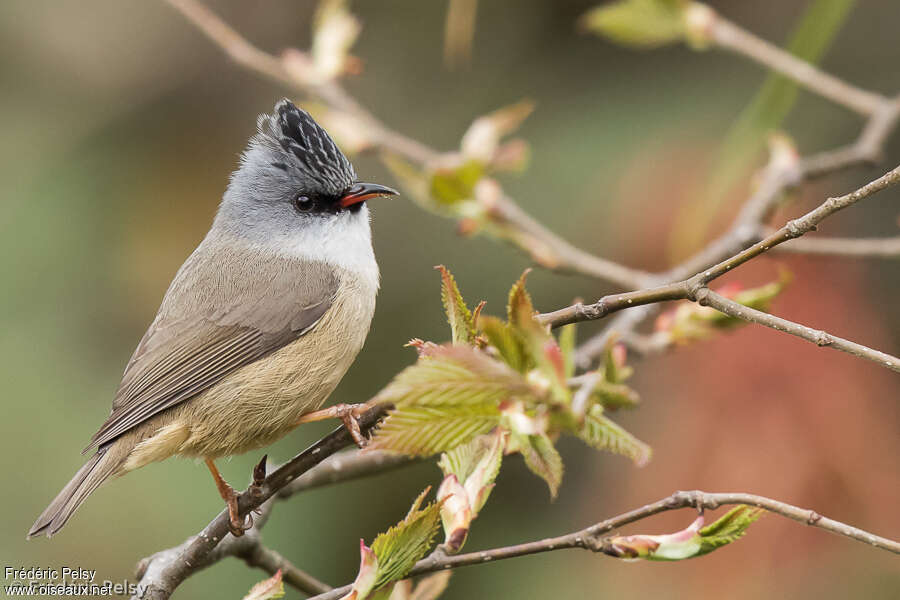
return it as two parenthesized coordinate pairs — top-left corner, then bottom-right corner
(296, 403), (369, 448)
(205, 459), (252, 537)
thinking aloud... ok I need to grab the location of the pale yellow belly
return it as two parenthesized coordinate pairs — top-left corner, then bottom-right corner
(120, 274), (375, 471)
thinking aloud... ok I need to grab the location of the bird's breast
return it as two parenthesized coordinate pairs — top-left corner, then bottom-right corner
(177, 266), (378, 458)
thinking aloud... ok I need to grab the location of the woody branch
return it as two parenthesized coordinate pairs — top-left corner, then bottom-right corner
(308, 489), (900, 600)
(136, 2), (900, 599)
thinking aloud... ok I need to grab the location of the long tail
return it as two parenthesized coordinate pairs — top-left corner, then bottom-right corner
(28, 448), (121, 538)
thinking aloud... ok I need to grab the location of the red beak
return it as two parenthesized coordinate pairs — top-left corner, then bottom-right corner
(340, 182), (399, 208)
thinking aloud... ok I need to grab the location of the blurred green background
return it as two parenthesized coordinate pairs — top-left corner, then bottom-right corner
(2, 1), (899, 598)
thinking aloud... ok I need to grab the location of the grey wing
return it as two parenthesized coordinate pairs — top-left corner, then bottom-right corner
(85, 252), (339, 452)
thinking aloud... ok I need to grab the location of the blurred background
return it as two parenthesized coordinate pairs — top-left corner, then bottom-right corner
(2, 0), (898, 598)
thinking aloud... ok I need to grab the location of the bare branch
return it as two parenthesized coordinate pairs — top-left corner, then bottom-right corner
(239, 542), (332, 596)
(132, 406), (389, 600)
(161, 0), (648, 289)
(707, 9), (887, 116)
(698, 289), (900, 371)
(545, 165), (900, 373)
(772, 235), (900, 258)
(309, 489), (900, 600)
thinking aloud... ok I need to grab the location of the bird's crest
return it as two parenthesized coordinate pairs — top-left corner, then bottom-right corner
(257, 99), (356, 190)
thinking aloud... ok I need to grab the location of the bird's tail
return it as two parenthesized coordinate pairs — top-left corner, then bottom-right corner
(27, 448), (120, 538)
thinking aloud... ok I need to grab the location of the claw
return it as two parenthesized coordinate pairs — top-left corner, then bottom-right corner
(296, 403), (370, 449)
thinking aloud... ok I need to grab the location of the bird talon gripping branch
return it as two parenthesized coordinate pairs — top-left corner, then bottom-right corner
(296, 403), (370, 449)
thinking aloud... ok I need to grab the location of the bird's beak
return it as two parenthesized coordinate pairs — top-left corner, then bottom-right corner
(340, 182), (399, 208)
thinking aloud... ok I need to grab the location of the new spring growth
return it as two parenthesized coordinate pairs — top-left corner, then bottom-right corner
(437, 429), (507, 553)
(602, 505), (765, 561)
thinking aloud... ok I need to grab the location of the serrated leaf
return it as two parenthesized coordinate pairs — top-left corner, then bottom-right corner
(513, 432), (564, 498)
(507, 269), (536, 328)
(697, 506), (765, 556)
(558, 324), (576, 378)
(370, 345), (542, 455)
(438, 429), (502, 484)
(438, 429), (506, 515)
(591, 380), (641, 410)
(243, 569), (285, 600)
(477, 315), (531, 373)
(373, 345), (537, 409)
(577, 405), (651, 466)
(371, 490), (441, 590)
(371, 405), (501, 456)
(435, 265), (476, 345)
(580, 0), (688, 49)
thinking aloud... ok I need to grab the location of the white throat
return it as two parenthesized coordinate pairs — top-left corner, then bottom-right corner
(285, 205), (378, 282)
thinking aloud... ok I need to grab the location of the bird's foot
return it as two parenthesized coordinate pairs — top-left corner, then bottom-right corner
(224, 490), (253, 537)
(205, 458), (254, 537)
(296, 403), (369, 448)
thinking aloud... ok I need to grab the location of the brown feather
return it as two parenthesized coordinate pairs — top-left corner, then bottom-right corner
(86, 238), (339, 452)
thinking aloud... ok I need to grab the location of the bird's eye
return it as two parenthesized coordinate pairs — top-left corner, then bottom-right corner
(293, 194), (314, 212)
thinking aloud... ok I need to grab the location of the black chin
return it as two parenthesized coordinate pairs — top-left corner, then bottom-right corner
(346, 201), (365, 214)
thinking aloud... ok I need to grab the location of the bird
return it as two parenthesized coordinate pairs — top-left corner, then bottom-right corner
(28, 98), (397, 539)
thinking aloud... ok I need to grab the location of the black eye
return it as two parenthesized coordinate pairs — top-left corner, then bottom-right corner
(293, 194), (314, 212)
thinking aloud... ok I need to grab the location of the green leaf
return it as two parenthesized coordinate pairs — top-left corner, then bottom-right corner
(371, 405), (500, 456)
(477, 315), (531, 373)
(242, 570), (285, 600)
(371, 489), (442, 590)
(512, 432), (564, 498)
(430, 159), (486, 206)
(580, 0), (688, 49)
(558, 324), (576, 379)
(577, 405), (651, 466)
(373, 345), (537, 409)
(435, 265), (476, 345)
(439, 429), (506, 514)
(370, 345), (543, 455)
(507, 269), (536, 328)
(439, 430), (499, 483)
(591, 380), (641, 410)
(697, 505), (765, 556)
(675, 0), (856, 254)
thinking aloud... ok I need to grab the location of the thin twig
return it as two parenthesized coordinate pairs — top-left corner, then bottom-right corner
(132, 407), (389, 600)
(161, 0), (647, 289)
(708, 10), (887, 116)
(546, 165), (900, 372)
(772, 235), (900, 258)
(309, 489), (900, 600)
(699, 289), (900, 370)
(575, 96), (900, 366)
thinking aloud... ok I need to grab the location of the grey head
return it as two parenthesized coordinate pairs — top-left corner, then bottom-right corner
(213, 99), (397, 246)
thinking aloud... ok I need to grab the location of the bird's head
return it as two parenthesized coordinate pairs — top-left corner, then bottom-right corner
(215, 99), (397, 248)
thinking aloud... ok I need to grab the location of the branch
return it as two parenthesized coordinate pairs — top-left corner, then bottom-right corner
(699, 289), (900, 370)
(132, 406), (390, 600)
(309, 489), (900, 600)
(162, 0), (900, 365)
(772, 235), (900, 258)
(161, 0), (648, 289)
(707, 9), (887, 116)
(545, 165), (900, 373)
(576, 97), (900, 366)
